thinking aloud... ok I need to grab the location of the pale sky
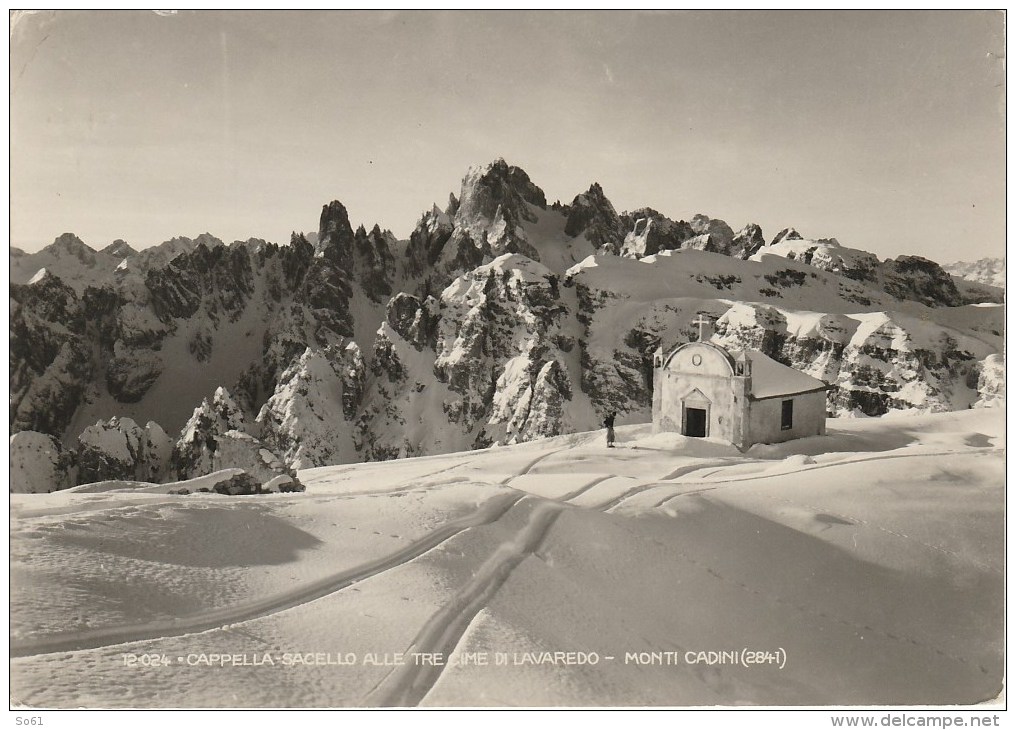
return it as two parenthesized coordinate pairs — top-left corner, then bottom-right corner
(10, 10), (1006, 263)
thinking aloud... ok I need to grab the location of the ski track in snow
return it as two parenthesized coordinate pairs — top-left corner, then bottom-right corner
(367, 498), (563, 706)
(556, 474), (617, 502)
(591, 446), (998, 514)
(658, 458), (751, 482)
(499, 447), (572, 485)
(11, 441), (586, 661)
(656, 447), (994, 494)
(11, 416), (1002, 707)
(11, 491), (525, 659)
(593, 457), (744, 511)
(574, 446), (1002, 576)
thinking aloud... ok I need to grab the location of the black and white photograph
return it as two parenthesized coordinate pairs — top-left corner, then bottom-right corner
(8, 9), (1006, 714)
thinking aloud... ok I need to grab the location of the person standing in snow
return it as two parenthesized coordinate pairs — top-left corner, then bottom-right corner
(604, 412), (616, 448)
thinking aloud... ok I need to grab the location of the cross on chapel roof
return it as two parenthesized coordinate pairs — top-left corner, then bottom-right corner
(692, 314), (712, 342)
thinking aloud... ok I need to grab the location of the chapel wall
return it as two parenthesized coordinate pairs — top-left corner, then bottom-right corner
(655, 343), (746, 441)
(746, 390), (827, 446)
(654, 370), (741, 441)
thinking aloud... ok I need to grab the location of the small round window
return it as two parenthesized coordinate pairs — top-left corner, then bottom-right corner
(691, 354), (703, 366)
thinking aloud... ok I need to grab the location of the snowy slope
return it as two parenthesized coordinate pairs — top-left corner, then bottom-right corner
(520, 202), (598, 273)
(9, 407), (1004, 707)
(750, 234), (878, 277)
(568, 250), (1000, 419)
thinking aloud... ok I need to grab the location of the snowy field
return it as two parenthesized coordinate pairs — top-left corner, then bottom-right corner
(10, 408), (1004, 708)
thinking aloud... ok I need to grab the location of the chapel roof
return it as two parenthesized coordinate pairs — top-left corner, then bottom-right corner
(737, 349), (830, 400)
(662, 341), (829, 400)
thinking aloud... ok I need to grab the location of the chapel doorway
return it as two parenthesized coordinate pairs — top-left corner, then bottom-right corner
(684, 406), (708, 437)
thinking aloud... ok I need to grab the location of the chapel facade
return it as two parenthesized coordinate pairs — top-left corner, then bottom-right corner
(651, 329), (830, 451)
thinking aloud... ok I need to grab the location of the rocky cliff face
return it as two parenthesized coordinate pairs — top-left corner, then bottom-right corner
(102, 239), (137, 259)
(454, 159), (547, 262)
(77, 416), (173, 484)
(562, 183), (627, 249)
(881, 256), (963, 308)
(174, 386), (299, 487)
(731, 223), (766, 260)
(686, 214), (736, 255)
(404, 205), (455, 284)
(10, 273), (91, 437)
(973, 354), (1005, 409)
(402, 159), (551, 292)
(751, 234), (964, 307)
(256, 343), (366, 468)
(710, 304), (990, 415)
(432, 254), (575, 445)
(10, 159), (1004, 490)
(9, 416), (172, 493)
(9, 431), (76, 493)
(616, 208), (696, 258)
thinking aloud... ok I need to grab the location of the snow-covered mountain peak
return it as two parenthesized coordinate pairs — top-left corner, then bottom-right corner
(441, 252), (555, 304)
(943, 257), (1005, 289)
(47, 233), (97, 263)
(563, 182), (626, 249)
(9, 234), (116, 292)
(101, 239), (137, 259)
(752, 234), (871, 270)
(689, 214), (736, 253)
(771, 227), (804, 245)
(455, 159), (547, 248)
(459, 159), (547, 209)
(191, 233), (225, 249)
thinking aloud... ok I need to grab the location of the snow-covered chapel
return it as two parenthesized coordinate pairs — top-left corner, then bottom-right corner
(652, 316), (830, 450)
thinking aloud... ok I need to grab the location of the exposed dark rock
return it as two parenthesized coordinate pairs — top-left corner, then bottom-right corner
(297, 258), (355, 340)
(210, 471), (264, 495)
(564, 182), (626, 249)
(731, 223), (766, 259)
(617, 208), (696, 257)
(189, 326), (213, 362)
(454, 159), (545, 259)
(446, 193), (460, 217)
(11, 341), (91, 436)
(771, 227), (804, 245)
(689, 214), (736, 255)
(106, 349), (163, 402)
(385, 293), (440, 350)
(882, 255), (962, 307)
(317, 200), (356, 271)
(352, 224), (396, 302)
(11, 271), (85, 330)
(76, 417), (172, 485)
(405, 206), (455, 281)
(46, 233), (98, 266)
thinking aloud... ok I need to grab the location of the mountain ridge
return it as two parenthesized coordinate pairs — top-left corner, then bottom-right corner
(9, 158), (1005, 492)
